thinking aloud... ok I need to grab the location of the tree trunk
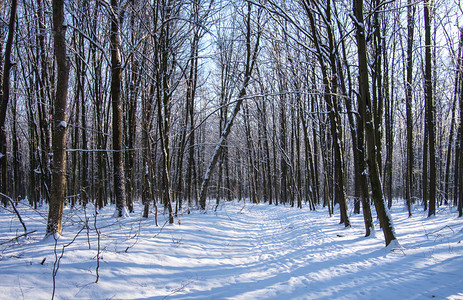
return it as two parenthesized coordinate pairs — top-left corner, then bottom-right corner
(37, 0), (52, 203)
(46, 0), (70, 236)
(0, 0), (17, 201)
(110, 0), (127, 217)
(353, 0), (397, 246)
(458, 28), (463, 217)
(12, 72), (22, 200)
(304, 0), (349, 226)
(155, 1), (175, 224)
(424, 0), (436, 217)
(125, 60), (138, 213)
(335, 3), (372, 234)
(444, 82), (458, 203)
(279, 92), (289, 205)
(405, 0), (415, 216)
(372, 0), (384, 177)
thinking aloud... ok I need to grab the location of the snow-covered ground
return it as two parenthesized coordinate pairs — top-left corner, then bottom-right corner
(1, 199), (462, 299)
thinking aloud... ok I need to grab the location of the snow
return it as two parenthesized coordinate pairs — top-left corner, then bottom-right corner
(112, 206), (130, 218)
(1, 200), (462, 299)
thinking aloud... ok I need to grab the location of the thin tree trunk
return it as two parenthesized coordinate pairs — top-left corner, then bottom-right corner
(0, 0), (18, 200)
(37, 0), (52, 203)
(155, 1), (175, 224)
(458, 28), (463, 217)
(110, 0), (127, 217)
(12, 72), (21, 200)
(444, 82), (458, 203)
(372, 0), (384, 177)
(424, 0), (436, 217)
(405, 0), (415, 216)
(279, 92), (289, 205)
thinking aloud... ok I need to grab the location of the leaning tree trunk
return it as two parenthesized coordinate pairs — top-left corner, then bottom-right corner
(46, 0), (70, 236)
(199, 2), (260, 210)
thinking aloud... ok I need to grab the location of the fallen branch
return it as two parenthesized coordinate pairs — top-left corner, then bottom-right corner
(51, 226), (85, 300)
(0, 193), (27, 233)
(427, 225), (455, 236)
(152, 220), (169, 239)
(0, 230), (37, 245)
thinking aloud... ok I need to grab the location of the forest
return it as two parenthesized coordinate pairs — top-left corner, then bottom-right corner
(1, 0), (463, 248)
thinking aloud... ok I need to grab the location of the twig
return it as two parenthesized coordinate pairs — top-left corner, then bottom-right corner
(427, 225), (455, 236)
(0, 193), (27, 233)
(18, 276), (25, 300)
(51, 226), (85, 300)
(163, 279), (195, 299)
(152, 220), (169, 239)
(0, 230), (37, 245)
(84, 207), (91, 250)
(94, 207), (101, 284)
(239, 201), (246, 214)
(125, 218), (143, 253)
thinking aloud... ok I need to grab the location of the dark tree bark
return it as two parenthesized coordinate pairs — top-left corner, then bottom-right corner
(0, 0), (17, 201)
(353, 0), (397, 246)
(110, 0), (127, 217)
(458, 28), (463, 217)
(244, 101), (258, 204)
(12, 71), (22, 200)
(384, 1), (398, 209)
(46, 0), (70, 236)
(405, 0), (415, 216)
(279, 87), (289, 205)
(334, 3), (372, 235)
(176, 6), (200, 212)
(424, 0), (436, 217)
(371, 0), (384, 177)
(381, 14), (392, 207)
(36, 0), (53, 202)
(155, 1), (176, 224)
(304, 0), (350, 226)
(443, 35), (461, 203)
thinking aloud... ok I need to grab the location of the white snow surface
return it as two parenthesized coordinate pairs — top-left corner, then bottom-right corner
(1, 200), (462, 299)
